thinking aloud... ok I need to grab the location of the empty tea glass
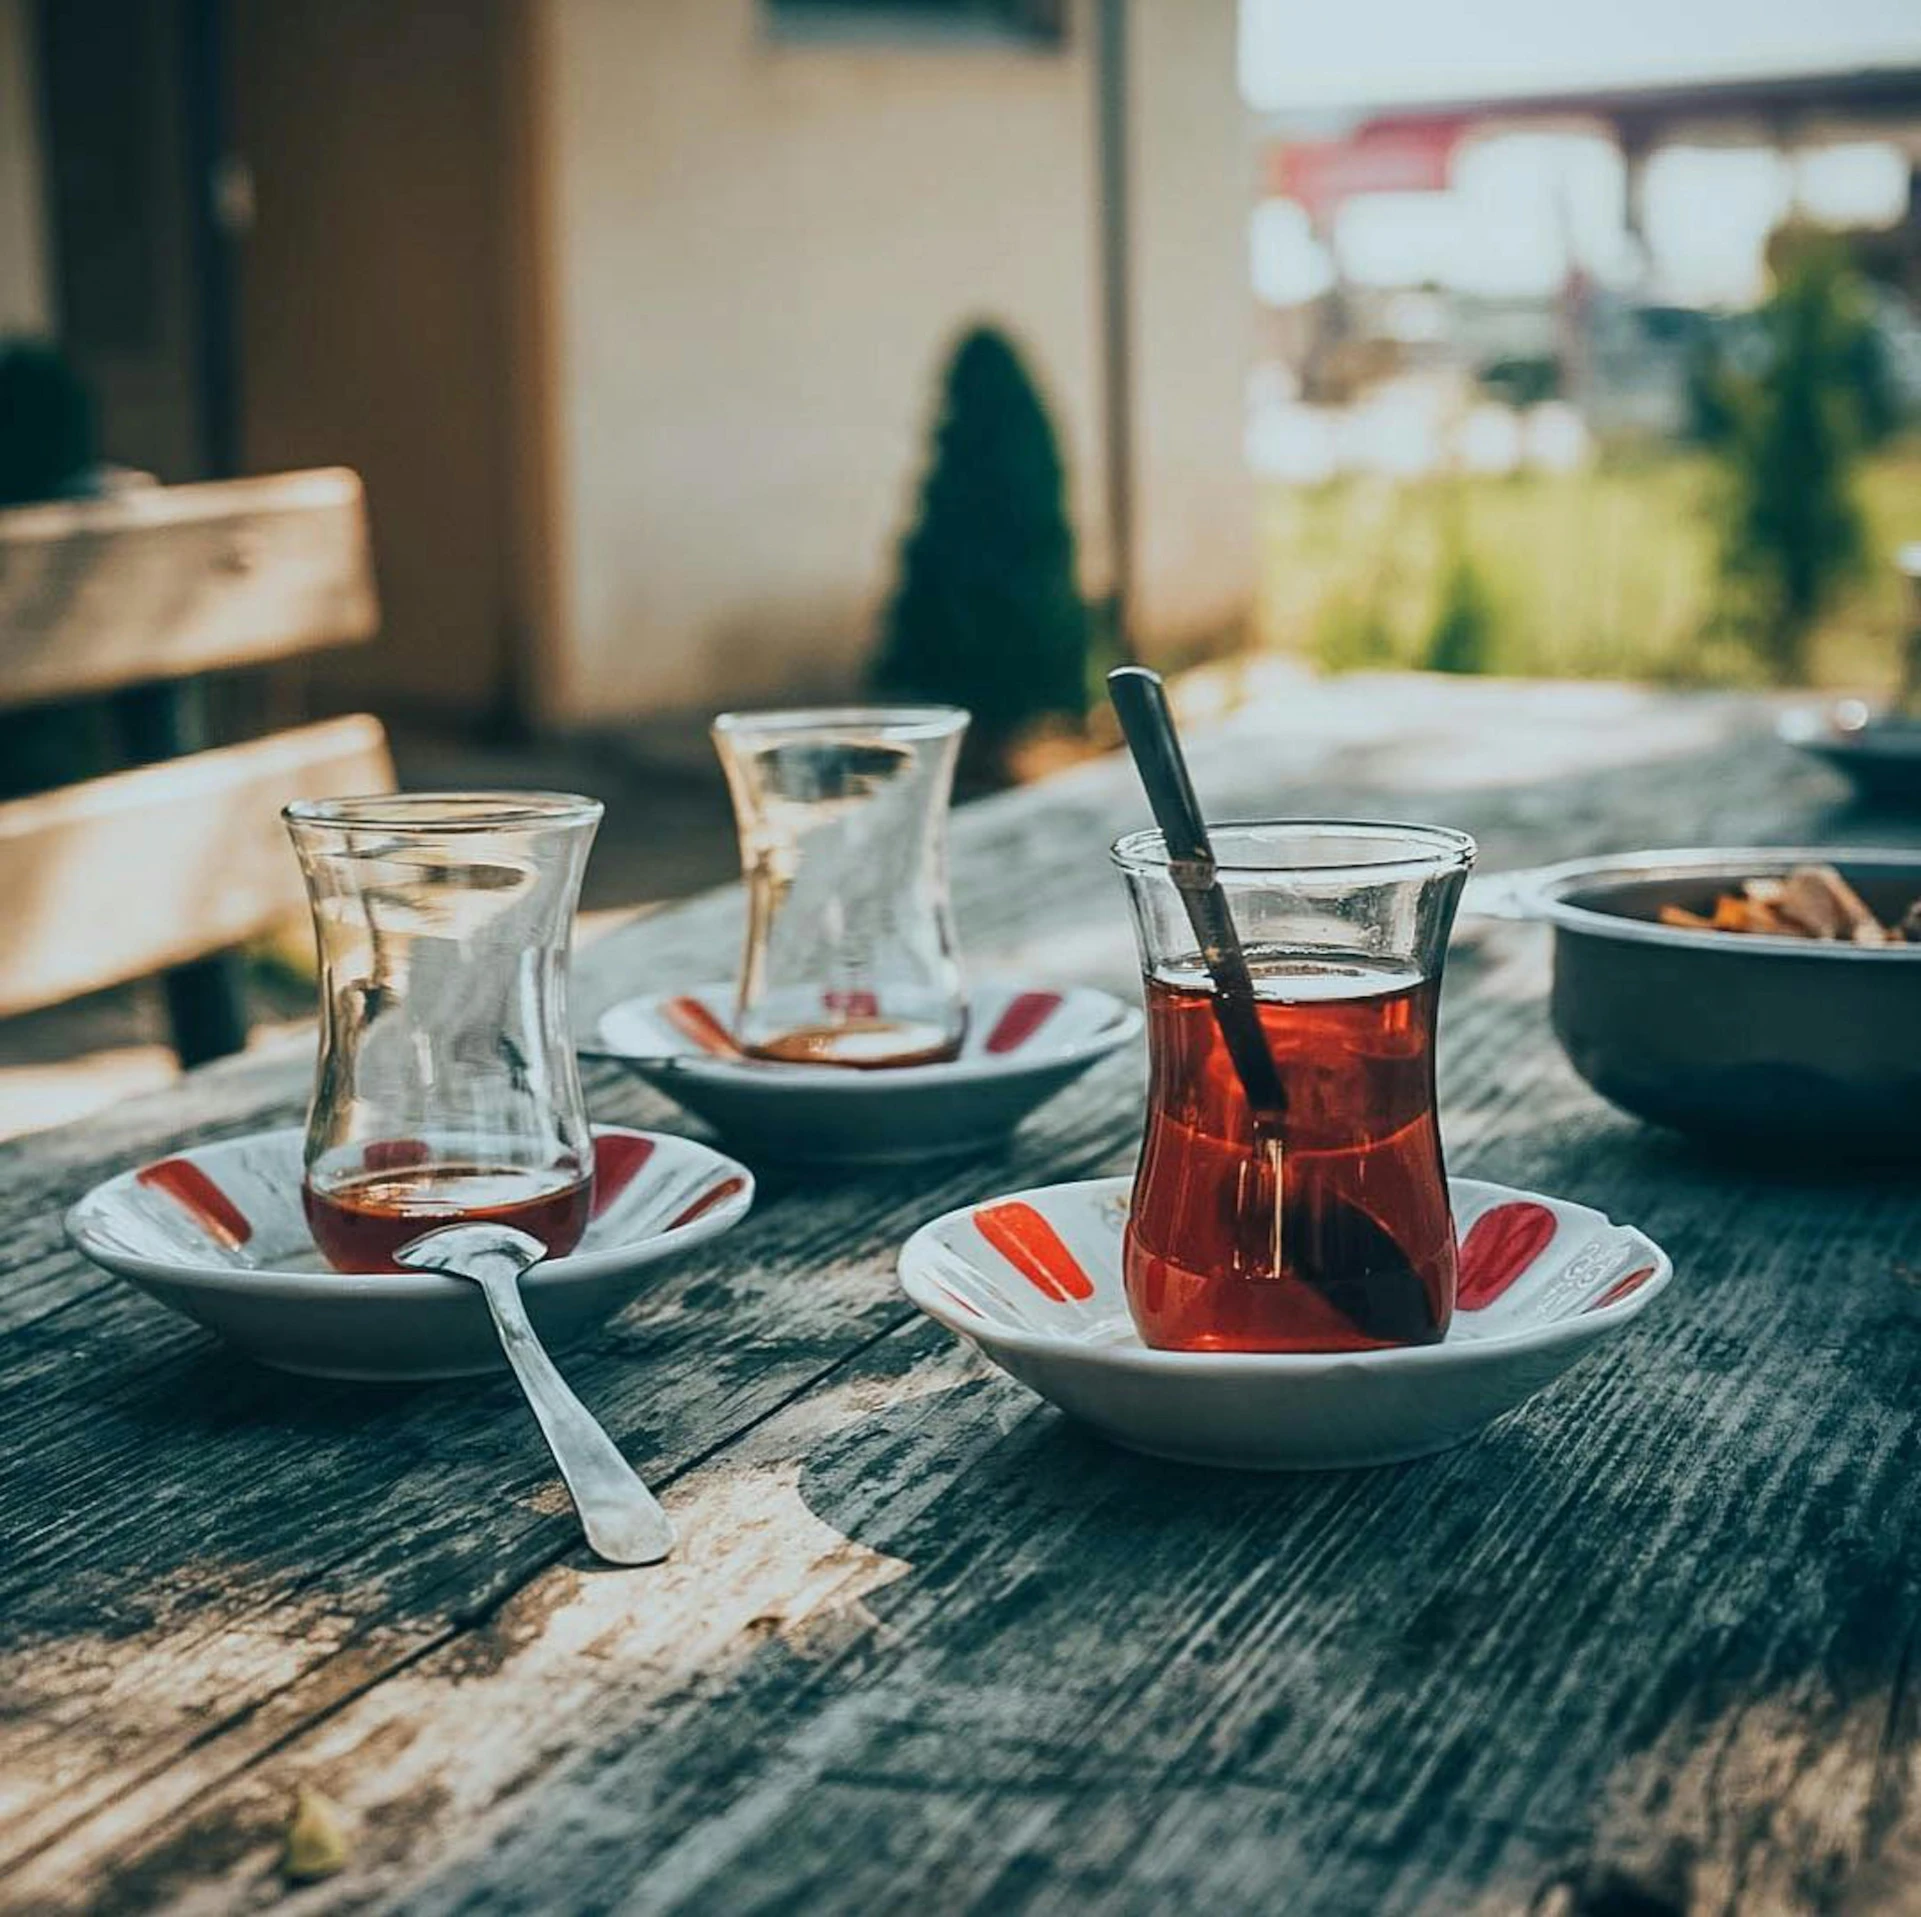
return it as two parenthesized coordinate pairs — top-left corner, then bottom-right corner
(713, 706), (968, 1067)
(285, 792), (602, 1272)
(1113, 820), (1475, 1352)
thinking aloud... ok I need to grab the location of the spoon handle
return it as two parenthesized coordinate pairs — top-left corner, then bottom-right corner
(472, 1263), (675, 1566)
(1107, 665), (1289, 1123)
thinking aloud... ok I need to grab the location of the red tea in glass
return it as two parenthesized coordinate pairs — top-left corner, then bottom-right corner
(303, 1161), (593, 1274)
(713, 708), (970, 1069)
(743, 992), (963, 1068)
(286, 793), (603, 1278)
(1113, 822), (1474, 1353)
(1129, 964), (1453, 1350)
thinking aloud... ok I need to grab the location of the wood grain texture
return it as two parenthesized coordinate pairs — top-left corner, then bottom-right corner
(0, 469), (377, 709)
(0, 676), (1915, 1916)
(0, 716), (393, 1015)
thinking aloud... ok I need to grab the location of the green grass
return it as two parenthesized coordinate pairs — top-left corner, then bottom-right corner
(1254, 441), (1921, 692)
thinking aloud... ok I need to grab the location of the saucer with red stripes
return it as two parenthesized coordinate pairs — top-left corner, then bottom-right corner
(66, 1126), (754, 1382)
(591, 982), (1140, 1166)
(898, 1175), (1672, 1470)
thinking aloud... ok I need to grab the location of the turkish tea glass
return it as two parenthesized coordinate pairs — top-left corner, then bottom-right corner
(285, 792), (602, 1272)
(713, 706), (968, 1067)
(1113, 820), (1475, 1352)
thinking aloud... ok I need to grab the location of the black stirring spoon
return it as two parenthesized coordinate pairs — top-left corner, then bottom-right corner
(1106, 667), (1438, 1345)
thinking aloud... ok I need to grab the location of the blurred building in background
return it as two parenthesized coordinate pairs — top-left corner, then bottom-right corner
(1235, 0), (1921, 690)
(1248, 60), (1921, 481)
(7, 0), (1918, 739)
(0, 0), (1252, 736)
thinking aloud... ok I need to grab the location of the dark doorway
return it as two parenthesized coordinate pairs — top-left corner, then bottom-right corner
(34, 0), (235, 481)
(32, 0), (537, 731)
(227, 0), (529, 731)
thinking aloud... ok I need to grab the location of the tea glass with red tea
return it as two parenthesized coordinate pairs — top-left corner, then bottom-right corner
(285, 793), (602, 1273)
(713, 706), (969, 1068)
(1112, 821), (1475, 1353)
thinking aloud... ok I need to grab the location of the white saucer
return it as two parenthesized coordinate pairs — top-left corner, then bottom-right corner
(67, 1126), (754, 1381)
(590, 982), (1140, 1166)
(899, 1174), (1672, 1470)
(1778, 703), (1921, 808)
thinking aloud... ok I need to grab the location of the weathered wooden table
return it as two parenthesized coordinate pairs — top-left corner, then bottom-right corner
(4, 676), (1918, 1916)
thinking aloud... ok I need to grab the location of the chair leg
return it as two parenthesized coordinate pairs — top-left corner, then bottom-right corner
(160, 954), (251, 1068)
(112, 680), (254, 1068)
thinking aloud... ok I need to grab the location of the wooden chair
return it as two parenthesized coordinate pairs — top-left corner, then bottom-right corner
(0, 468), (395, 1065)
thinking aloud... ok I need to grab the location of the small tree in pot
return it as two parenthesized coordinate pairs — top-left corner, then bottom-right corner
(873, 325), (1092, 775)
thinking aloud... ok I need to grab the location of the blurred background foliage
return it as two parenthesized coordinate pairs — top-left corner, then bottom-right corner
(1260, 443), (1918, 689)
(1253, 227), (1915, 696)
(1697, 230), (1894, 680)
(0, 337), (98, 508)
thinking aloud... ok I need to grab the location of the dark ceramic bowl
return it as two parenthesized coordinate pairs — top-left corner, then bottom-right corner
(1779, 705), (1921, 810)
(1477, 847), (1921, 1156)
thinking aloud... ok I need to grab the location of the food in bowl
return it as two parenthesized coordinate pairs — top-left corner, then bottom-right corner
(1654, 864), (1921, 944)
(1480, 847), (1921, 1155)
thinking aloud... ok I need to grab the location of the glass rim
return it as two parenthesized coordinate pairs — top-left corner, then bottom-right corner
(1110, 819), (1476, 882)
(712, 704), (969, 742)
(283, 790), (604, 834)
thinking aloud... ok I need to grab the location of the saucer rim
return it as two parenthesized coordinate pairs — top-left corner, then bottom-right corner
(65, 1124), (755, 1301)
(898, 1172), (1673, 1375)
(590, 980), (1143, 1090)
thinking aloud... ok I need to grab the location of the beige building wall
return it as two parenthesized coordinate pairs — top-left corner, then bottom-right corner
(537, 0), (1251, 726)
(0, 0), (49, 333)
(1130, 0), (1253, 654)
(1, 0), (1252, 725)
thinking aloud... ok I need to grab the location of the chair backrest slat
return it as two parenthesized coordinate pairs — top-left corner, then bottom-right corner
(0, 468), (378, 712)
(0, 714), (394, 1018)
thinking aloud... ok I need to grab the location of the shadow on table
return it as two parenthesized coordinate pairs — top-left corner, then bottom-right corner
(1, 1323), (545, 1644)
